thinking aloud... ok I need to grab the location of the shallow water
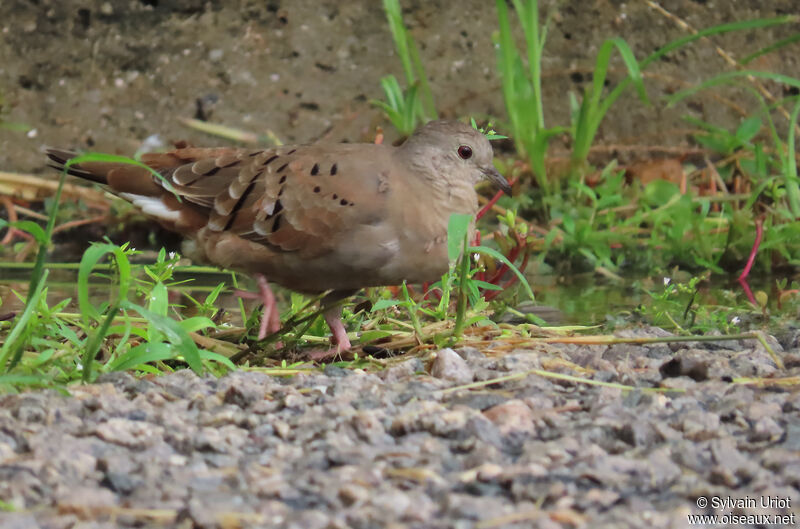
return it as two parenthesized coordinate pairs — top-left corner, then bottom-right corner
(1, 262), (797, 329)
(532, 271), (799, 327)
(0, 263), (240, 321)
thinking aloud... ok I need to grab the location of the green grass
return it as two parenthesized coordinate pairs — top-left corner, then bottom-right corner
(495, 0), (646, 192)
(669, 80), (800, 220)
(487, 1), (800, 275)
(0, 227), (235, 391)
(496, 1), (796, 189)
(371, 0), (438, 136)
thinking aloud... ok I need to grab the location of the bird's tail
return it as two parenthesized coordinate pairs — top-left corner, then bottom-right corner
(45, 148), (108, 184)
(44, 148), (164, 196)
(44, 147), (209, 233)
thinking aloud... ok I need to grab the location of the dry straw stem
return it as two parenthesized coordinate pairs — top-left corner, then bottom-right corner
(476, 507), (585, 529)
(437, 330), (786, 395)
(179, 117), (283, 146)
(0, 171), (108, 203)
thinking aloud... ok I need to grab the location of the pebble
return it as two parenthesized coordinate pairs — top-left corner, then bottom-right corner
(430, 347), (474, 384)
(0, 337), (797, 528)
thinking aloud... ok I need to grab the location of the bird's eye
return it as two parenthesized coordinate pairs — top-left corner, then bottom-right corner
(457, 145), (473, 160)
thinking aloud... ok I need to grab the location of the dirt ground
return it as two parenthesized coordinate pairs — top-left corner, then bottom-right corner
(1, 0), (799, 176)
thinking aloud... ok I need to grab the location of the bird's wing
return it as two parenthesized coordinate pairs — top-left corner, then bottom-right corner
(46, 144), (393, 259)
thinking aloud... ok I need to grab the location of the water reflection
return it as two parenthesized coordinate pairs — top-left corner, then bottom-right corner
(0, 264), (797, 328)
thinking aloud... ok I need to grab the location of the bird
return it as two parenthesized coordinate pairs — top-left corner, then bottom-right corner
(46, 119), (511, 354)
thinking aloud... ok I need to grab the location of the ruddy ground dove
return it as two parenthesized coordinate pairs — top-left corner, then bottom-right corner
(46, 120), (511, 352)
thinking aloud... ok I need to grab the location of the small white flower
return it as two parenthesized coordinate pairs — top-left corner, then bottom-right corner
(730, 316), (740, 325)
(663, 277), (671, 286)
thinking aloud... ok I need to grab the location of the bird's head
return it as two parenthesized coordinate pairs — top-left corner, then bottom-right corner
(400, 120), (512, 196)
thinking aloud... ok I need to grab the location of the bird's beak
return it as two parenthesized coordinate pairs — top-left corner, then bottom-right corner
(482, 166), (512, 196)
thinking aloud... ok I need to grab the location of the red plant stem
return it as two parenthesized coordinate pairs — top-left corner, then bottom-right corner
(0, 196), (32, 246)
(485, 248), (531, 301)
(738, 218), (764, 282)
(486, 230), (524, 285)
(738, 277), (756, 307)
(476, 177), (518, 220)
(52, 215), (108, 234)
(422, 281), (443, 302)
(480, 229), (528, 300)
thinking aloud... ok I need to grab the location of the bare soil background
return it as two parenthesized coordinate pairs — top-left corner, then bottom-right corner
(1, 0), (799, 175)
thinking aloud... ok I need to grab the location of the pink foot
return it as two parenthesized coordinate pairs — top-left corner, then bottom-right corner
(325, 308), (352, 351)
(235, 274), (281, 340)
(307, 306), (352, 361)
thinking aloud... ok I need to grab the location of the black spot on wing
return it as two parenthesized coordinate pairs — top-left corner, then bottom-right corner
(223, 181), (256, 231)
(271, 200), (284, 233)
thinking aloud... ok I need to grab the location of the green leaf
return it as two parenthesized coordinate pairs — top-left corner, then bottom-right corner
(371, 299), (402, 312)
(147, 282), (169, 317)
(0, 374), (52, 388)
(197, 349), (236, 370)
(0, 220), (47, 244)
(203, 283), (226, 306)
(469, 245), (535, 301)
(735, 116), (762, 144)
(643, 180), (680, 207)
(106, 342), (176, 372)
(78, 243), (132, 325)
(359, 330), (395, 343)
(447, 213), (473, 263)
(121, 301), (203, 374)
(471, 280), (504, 291)
(82, 301), (121, 382)
(562, 215), (575, 234)
(178, 316), (217, 334)
(0, 269), (49, 370)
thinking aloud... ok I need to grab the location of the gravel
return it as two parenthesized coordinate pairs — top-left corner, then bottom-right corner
(0, 327), (798, 528)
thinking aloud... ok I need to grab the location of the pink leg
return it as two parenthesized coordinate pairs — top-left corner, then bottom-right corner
(324, 306), (351, 351)
(235, 274), (281, 340)
(308, 306), (352, 361)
